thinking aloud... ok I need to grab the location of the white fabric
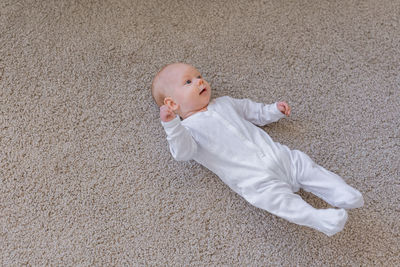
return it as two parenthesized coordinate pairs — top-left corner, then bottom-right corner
(161, 96), (363, 236)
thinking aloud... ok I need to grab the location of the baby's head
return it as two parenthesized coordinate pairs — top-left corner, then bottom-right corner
(151, 63), (211, 119)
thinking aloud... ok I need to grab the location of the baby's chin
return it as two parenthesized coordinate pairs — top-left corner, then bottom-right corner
(203, 96), (211, 106)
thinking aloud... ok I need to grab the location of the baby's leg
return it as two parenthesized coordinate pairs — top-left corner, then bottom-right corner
(240, 178), (348, 236)
(290, 150), (364, 209)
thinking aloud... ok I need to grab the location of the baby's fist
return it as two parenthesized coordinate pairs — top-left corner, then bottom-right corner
(160, 105), (176, 122)
(277, 102), (291, 116)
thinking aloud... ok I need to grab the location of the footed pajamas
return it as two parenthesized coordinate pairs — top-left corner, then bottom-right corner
(161, 96), (363, 236)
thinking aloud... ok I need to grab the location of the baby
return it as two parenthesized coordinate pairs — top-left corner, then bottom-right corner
(152, 62), (364, 236)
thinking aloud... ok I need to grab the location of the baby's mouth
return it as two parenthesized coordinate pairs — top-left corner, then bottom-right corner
(199, 88), (206, 95)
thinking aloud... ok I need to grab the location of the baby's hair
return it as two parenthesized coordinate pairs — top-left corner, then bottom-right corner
(151, 64), (170, 107)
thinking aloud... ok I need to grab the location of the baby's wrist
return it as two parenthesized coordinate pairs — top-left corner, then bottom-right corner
(161, 115), (181, 131)
(161, 116), (175, 122)
(161, 114), (179, 123)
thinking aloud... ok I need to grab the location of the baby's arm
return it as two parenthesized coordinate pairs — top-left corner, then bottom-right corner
(228, 97), (289, 126)
(160, 105), (197, 161)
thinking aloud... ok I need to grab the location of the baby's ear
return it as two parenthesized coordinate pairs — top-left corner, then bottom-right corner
(164, 97), (179, 111)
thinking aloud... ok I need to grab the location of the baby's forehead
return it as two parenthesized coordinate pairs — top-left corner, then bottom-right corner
(161, 64), (199, 83)
(167, 64), (198, 76)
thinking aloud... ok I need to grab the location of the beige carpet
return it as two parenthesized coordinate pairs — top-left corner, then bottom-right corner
(1, 0), (399, 265)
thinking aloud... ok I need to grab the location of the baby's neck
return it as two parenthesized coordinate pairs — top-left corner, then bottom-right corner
(182, 106), (208, 120)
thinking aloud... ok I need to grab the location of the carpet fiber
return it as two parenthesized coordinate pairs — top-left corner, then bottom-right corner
(1, 0), (399, 265)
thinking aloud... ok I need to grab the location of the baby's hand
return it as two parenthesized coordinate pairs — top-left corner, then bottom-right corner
(160, 105), (176, 122)
(277, 102), (291, 116)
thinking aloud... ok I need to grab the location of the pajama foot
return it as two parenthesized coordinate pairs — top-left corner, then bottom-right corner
(314, 208), (348, 236)
(332, 189), (364, 209)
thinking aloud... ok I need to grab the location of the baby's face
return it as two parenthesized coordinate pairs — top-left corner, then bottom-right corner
(163, 64), (211, 118)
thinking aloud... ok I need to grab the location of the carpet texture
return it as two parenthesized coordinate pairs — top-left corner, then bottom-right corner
(1, 0), (399, 265)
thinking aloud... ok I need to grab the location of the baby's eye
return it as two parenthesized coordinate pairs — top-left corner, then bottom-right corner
(185, 80), (191, 84)
(197, 75), (202, 79)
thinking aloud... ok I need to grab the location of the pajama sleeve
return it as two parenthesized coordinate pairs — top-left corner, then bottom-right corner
(161, 115), (198, 161)
(227, 96), (286, 126)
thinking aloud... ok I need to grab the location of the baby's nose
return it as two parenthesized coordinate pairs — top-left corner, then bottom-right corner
(197, 79), (203, 86)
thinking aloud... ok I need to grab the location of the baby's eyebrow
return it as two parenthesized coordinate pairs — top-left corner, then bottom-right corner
(181, 71), (201, 81)
(182, 75), (191, 81)
(182, 73), (194, 80)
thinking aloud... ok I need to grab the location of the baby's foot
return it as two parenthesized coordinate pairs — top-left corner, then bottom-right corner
(314, 208), (348, 236)
(333, 190), (364, 209)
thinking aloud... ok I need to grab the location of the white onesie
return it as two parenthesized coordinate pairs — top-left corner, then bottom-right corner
(161, 96), (363, 236)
